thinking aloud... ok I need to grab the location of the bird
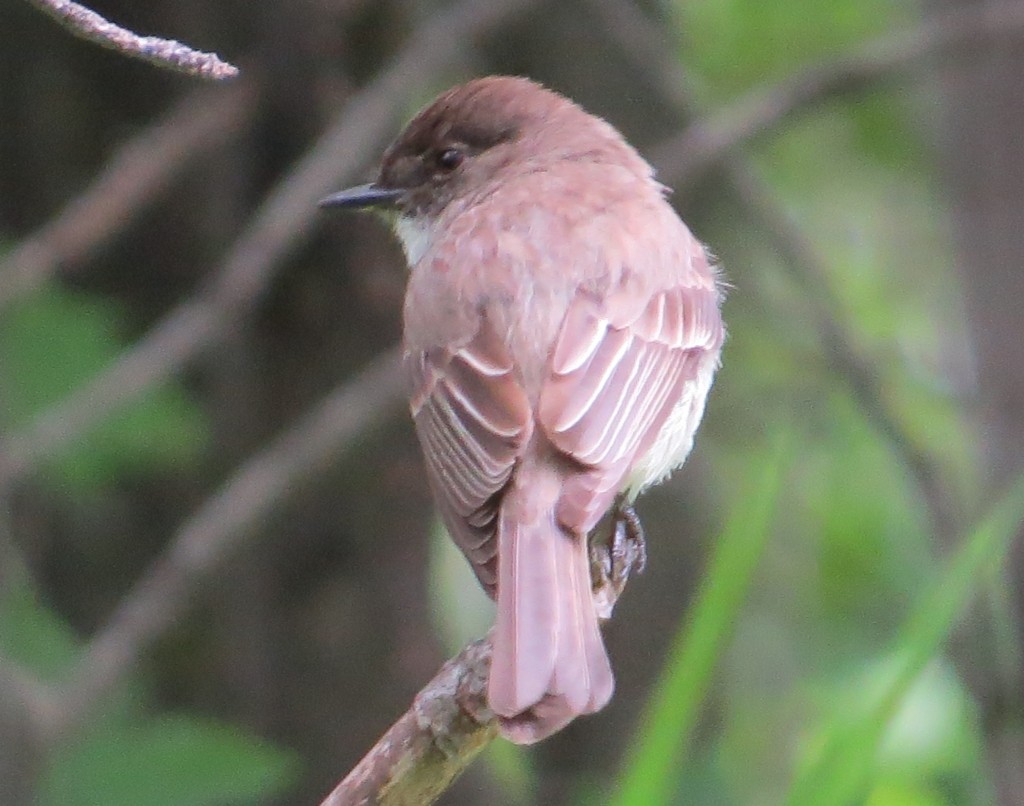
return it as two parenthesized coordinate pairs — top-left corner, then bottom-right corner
(320, 76), (724, 744)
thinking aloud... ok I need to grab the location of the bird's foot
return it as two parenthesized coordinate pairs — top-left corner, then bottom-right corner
(590, 501), (647, 620)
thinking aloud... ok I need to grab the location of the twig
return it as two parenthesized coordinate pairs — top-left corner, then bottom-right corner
(0, 80), (256, 310)
(648, 1), (1024, 188)
(319, 636), (496, 806)
(0, 654), (57, 803)
(0, 654), (59, 741)
(26, 0), (238, 79)
(49, 350), (406, 739)
(0, 0), (540, 492)
(317, 529), (641, 805)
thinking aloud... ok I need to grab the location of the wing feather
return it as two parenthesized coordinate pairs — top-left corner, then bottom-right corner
(540, 283), (723, 534)
(407, 317), (532, 593)
(549, 327), (633, 434)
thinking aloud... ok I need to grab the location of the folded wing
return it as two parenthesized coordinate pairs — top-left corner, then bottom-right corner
(407, 316), (533, 595)
(539, 282), (723, 534)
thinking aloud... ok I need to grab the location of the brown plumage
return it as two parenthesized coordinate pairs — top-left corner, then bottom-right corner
(321, 76), (724, 743)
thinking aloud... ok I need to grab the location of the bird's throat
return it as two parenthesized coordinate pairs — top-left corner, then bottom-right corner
(394, 214), (435, 267)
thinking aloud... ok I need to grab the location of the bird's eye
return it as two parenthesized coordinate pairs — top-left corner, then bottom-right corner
(436, 148), (464, 171)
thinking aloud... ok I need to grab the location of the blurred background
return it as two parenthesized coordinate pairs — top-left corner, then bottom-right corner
(2, 0), (1023, 804)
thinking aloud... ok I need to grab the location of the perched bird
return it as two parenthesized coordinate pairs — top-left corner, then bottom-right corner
(321, 76), (724, 743)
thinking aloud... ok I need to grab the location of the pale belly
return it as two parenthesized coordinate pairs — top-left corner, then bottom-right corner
(624, 352), (717, 498)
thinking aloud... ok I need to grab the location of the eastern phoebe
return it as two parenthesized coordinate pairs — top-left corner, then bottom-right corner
(321, 76), (724, 743)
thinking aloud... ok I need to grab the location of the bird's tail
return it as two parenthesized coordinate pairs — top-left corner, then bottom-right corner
(489, 465), (614, 744)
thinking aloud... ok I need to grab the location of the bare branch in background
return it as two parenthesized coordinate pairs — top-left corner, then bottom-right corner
(0, 655), (58, 741)
(25, 0), (238, 79)
(319, 636), (495, 806)
(649, 1), (1024, 188)
(49, 351), (405, 739)
(0, 657), (53, 803)
(0, 80), (256, 310)
(0, 0), (540, 492)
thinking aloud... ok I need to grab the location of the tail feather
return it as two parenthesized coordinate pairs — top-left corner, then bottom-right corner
(490, 507), (558, 717)
(489, 469), (614, 744)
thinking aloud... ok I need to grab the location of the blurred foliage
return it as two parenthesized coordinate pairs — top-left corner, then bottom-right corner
(784, 478), (1024, 806)
(676, 0), (915, 98)
(595, 458), (1019, 806)
(612, 439), (785, 805)
(0, 285), (207, 491)
(0, 569), (299, 805)
(39, 714), (298, 806)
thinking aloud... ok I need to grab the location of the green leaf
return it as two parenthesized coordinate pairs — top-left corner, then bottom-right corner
(610, 437), (787, 806)
(864, 781), (950, 806)
(672, 0), (915, 100)
(0, 569), (299, 805)
(0, 565), (80, 681)
(38, 714), (300, 806)
(784, 474), (1024, 806)
(0, 286), (206, 489)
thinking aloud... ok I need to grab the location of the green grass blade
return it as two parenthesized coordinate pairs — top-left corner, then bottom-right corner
(610, 441), (787, 806)
(785, 474), (1024, 806)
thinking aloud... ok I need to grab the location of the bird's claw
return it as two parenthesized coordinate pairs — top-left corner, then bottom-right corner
(590, 501), (647, 620)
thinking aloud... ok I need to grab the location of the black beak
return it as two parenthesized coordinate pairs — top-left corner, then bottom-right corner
(318, 183), (402, 210)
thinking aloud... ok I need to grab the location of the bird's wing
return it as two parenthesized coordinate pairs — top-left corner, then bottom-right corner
(407, 315), (533, 596)
(538, 281), (723, 534)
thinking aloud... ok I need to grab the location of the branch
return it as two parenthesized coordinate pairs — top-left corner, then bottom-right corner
(48, 351), (406, 739)
(316, 529), (640, 805)
(26, 0), (238, 79)
(319, 636), (496, 806)
(0, 80), (256, 310)
(0, 654), (56, 803)
(649, 1), (1024, 188)
(0, 654), (58, 742)
(0, 0), (540, 492)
